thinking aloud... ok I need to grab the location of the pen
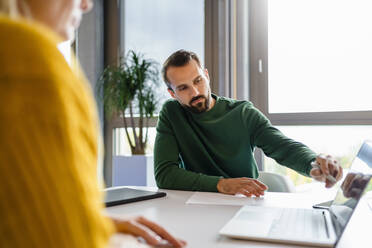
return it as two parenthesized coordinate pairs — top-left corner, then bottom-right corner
(311, 161), (337, 183)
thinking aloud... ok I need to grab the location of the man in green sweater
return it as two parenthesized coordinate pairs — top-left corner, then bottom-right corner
(154, 50), (343, 196)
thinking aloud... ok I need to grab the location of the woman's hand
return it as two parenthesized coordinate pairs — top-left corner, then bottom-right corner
(111, 215), (186, 248)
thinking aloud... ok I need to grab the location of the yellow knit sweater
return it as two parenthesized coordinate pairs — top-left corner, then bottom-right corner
(0, 16), (114, 247)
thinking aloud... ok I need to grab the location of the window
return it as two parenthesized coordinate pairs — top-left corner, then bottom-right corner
(264, 125), (372, 188)
(250, 0), (372, 187)
(114, 128), (157, 155)
(115, 0), (205, 155)
(268, 0), (372, 114)
(121, 0), (205, 111)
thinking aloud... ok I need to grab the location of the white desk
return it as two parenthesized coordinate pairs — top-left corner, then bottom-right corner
(106, 187), (372, 248)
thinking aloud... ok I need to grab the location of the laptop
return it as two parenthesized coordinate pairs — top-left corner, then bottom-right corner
(219, 141), (372, 247)
(313, 140), (372, 210)
(103, 187), (166, 207)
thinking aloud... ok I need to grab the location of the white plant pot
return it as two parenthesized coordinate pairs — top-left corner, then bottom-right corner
(112, 155), (156, 187)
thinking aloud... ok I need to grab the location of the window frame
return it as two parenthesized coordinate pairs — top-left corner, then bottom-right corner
(249, 0), (372, 126)
(249, 0), (372, 172)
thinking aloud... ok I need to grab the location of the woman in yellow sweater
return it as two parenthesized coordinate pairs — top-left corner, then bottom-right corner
(0, 0), (185, 247)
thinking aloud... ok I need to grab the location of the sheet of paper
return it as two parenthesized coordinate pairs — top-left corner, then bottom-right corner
(186, 192), (265, 206)
(186, 191), (325, 208)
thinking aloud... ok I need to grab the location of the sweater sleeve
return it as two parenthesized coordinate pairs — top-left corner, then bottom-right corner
(245, 103), (317, 176)
(154, 106), (221, 191)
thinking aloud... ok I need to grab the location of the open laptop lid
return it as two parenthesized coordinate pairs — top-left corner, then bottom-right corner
(329, 141), (372, 245)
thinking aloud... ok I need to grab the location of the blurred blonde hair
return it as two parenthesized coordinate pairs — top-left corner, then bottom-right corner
(0, 0), (30, 18)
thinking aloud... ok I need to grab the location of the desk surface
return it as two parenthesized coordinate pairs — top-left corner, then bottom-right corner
(106, 187), (372, 248)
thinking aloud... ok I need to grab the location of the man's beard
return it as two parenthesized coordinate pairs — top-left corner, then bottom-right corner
(182, 94), (210, 113)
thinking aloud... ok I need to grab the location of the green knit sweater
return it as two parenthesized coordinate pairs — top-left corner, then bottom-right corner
(154, 94), (317, 192)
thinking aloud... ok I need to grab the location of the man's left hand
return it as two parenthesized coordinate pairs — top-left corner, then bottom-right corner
(310, 154), (343, 188)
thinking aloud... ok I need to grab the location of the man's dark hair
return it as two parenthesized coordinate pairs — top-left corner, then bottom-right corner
(162, 50), (202, 89)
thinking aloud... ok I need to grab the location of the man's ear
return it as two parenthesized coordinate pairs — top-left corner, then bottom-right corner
(167, 88), (176, 99)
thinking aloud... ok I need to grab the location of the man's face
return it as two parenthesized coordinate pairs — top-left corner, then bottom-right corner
(166, 60), (212, 113)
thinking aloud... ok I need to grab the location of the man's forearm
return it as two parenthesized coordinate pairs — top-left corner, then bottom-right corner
(155, 163), (221, 192)
(254, 125), (316, 176)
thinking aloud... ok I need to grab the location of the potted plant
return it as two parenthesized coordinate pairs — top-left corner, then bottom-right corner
(97, 50), (160, 186)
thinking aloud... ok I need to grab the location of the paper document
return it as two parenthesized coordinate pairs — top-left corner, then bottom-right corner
(186, 191), (319, 208)
(186, 192), (265, 206)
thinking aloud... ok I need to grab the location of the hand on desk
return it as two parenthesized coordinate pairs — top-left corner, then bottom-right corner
(217, 177), (268, 197)
(310, 154), (343, 188)
(111, 215), (186, 248)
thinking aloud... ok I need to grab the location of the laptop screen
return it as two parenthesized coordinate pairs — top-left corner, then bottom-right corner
(329, 141), (372, 239)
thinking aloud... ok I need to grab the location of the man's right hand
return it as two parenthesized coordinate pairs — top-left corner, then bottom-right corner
(216, 177), (268, 197)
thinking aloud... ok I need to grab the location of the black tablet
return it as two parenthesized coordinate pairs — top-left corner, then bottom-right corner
(103, 187), (166, 207)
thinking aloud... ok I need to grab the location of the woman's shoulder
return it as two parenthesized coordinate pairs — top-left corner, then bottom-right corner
(0, 15), (62, 48)
(0, 16), (93, 120)
(0, 15), (66, 77)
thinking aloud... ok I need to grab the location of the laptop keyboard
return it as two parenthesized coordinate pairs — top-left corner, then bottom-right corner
(268, 208), (327, 239)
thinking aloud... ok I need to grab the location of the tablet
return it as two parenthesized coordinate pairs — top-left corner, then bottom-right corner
(103, 187), (166, 207)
